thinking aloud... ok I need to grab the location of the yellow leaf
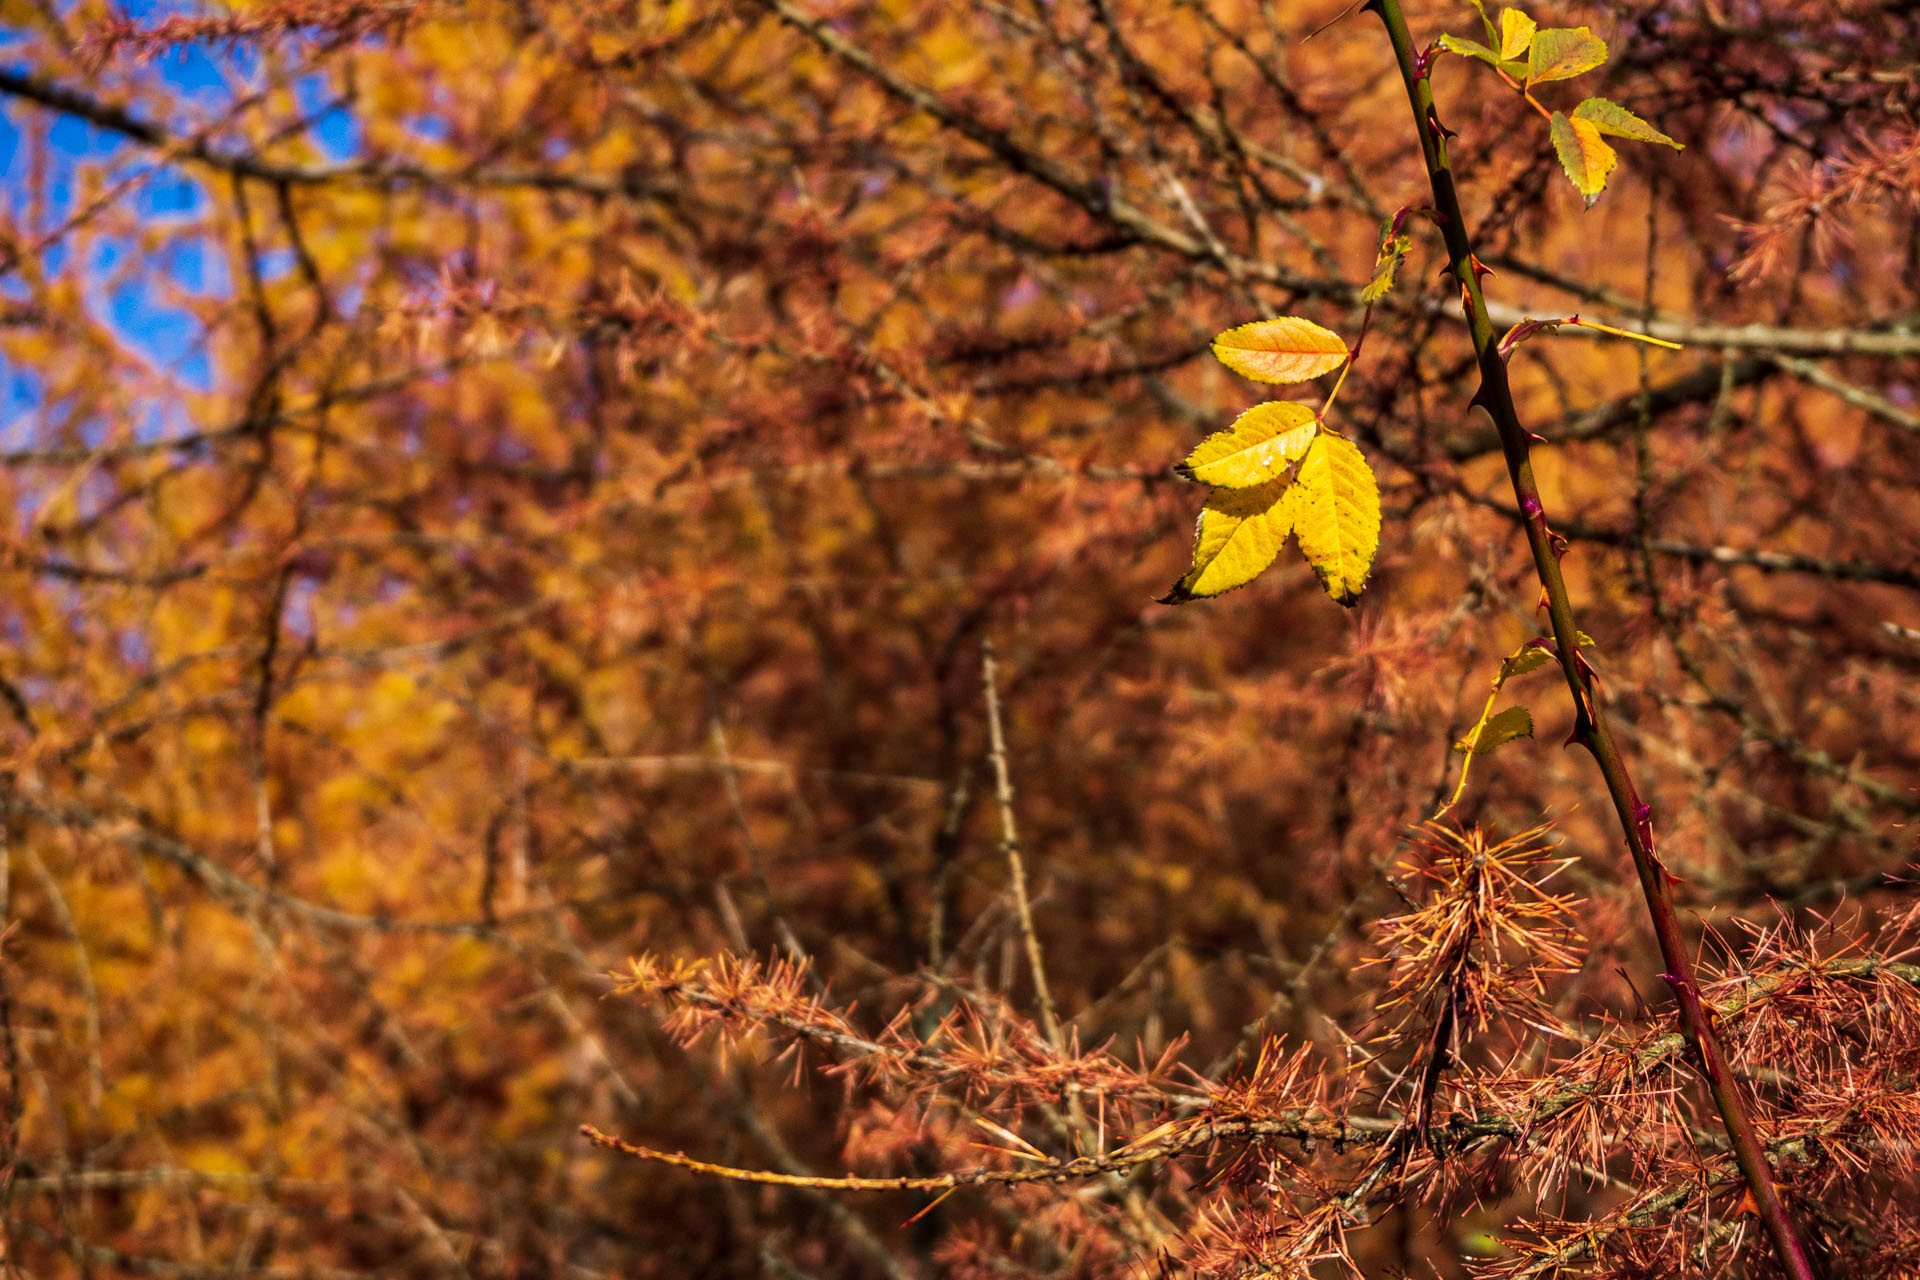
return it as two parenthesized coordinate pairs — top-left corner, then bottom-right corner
(1211, 317), (1348, 385)
(1291, 434), (1380, 606)
(1527, 26), (1607, 85)
(1159, 479), (1297, 603)
(1550, 111), (1617, 205)
(1177, 402), (1318, 488)
(1498, 8), (1536, 60)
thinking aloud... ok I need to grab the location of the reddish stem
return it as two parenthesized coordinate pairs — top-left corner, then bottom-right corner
(1370, 3), (1817, 1276)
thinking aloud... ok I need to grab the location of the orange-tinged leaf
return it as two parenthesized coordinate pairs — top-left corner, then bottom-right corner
(1550, 111), (1617, 205)
(1572, 97), (1683, 148)
(1177, 402), (1318, 488)
(1291, 433), (1380, 606)
(1211, 317), (1348, 385)
(1527, 26), (1606, 84)
(1159, 480), (1297, 603)
(1499, 8), (1536, 60)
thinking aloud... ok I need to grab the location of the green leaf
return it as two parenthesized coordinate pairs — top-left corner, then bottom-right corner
(1177, 402), (1319, 489)
(1498, 8), (1536, 60)
(1438, 31), (1527, 75)
(1467, 0), (1499, 46)
(1501, 645), (1555, 681)
(1360, 220), (1413, 303)
(1497, 632), (1595, 682)
(1159, 480), (1297, 603)
(1550, 110), (1618, 205)
(1527, 26), (1607, 84)
(1211, 316), (1349, 385)
(1454, 705), (1535, 755)
(1572, 97), (1683, 148)
(1291, 433), (1380, 607)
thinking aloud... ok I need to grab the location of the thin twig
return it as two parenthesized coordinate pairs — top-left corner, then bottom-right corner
(981, 640), (1061, 1048)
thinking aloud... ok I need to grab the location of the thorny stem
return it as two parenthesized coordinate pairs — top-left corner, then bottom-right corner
(1371, 3), (1818, 1277)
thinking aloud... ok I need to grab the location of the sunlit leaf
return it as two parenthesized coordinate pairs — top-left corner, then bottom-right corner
(1177, 402), (1319, 489)
(1527, 26), (1607, 84)
(1159, 480), (1298, 603)
(1211, 317), (1348, 385)
(1550, 111), (1617, 205)
(1291, 433), (1380, 607)
(1454, 705), (1535, 755)
(1572, 97), (1683, 148)
(1499, 8), (1537, 60)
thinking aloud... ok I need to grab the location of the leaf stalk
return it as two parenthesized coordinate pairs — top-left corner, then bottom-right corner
(1319, 302), (1376, 422)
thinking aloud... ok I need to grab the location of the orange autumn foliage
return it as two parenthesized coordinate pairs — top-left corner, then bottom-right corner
(1, 1), (1918, 1276)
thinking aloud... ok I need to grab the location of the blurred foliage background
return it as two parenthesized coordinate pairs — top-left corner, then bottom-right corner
(0, 0), (1916, 1274)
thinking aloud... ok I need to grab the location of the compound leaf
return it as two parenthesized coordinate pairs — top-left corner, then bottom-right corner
(1455, 705), (1535, 755)
(1572, 97), (1683, 148)
(1212, 317), (1348, 385)
(1550, 110), (1618, 205)
(1528, 26), (1607, 84)
(1178, 402), (1319, 489)
(1160, 479), (1298, 603)
(1291, 433), (1380, 607)
(1499, 8), (1537, 59)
